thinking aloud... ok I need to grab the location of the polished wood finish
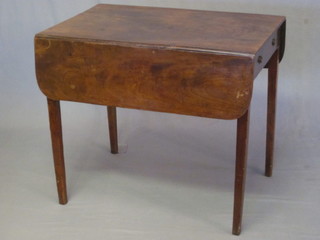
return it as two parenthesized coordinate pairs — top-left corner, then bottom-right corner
(35, 38), (253, 119)
(47, 98), (67, 204)
(35, 4), (286, 235)
(35, 4), (284, 56)
(265, 50), (279, 177)
(233, 109), (250, 235)
(107, 106), (118, 154)
(35, 4), (286, 120)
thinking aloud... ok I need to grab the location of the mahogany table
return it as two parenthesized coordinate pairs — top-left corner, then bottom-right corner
(35, 4), (286, 235)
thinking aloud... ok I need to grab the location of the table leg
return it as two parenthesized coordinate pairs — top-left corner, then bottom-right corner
(265, 49), (279, 177)
(232, 109), (250, 235)
(47, 98), (68, 204)
(107, 106), (118, 154)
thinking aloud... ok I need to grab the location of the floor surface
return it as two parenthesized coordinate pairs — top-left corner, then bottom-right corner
(1, 106), (319, 240)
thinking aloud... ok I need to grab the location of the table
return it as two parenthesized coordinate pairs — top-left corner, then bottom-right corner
(35, 4), (286, 235)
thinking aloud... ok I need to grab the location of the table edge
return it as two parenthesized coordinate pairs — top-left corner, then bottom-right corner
(35, 34), (257, 59)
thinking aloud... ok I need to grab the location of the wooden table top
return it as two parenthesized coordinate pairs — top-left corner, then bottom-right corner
(35, 4), (285, 119)
(37, 4), (285, 57)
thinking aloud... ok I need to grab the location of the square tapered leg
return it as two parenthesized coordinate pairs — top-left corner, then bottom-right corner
(265, 50), (279, 177)
(47, 98), (68, 204)
(232, 109), (250, 235)
(107, 106), (118, 154)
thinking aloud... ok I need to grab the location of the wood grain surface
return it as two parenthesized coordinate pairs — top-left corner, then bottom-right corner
(35, 38), (253, 119)
(35, 4), (286, 119)
(37, 4), (285, 56)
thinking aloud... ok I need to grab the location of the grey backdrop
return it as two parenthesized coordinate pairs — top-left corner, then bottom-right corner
(1, 0), (319, 239)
